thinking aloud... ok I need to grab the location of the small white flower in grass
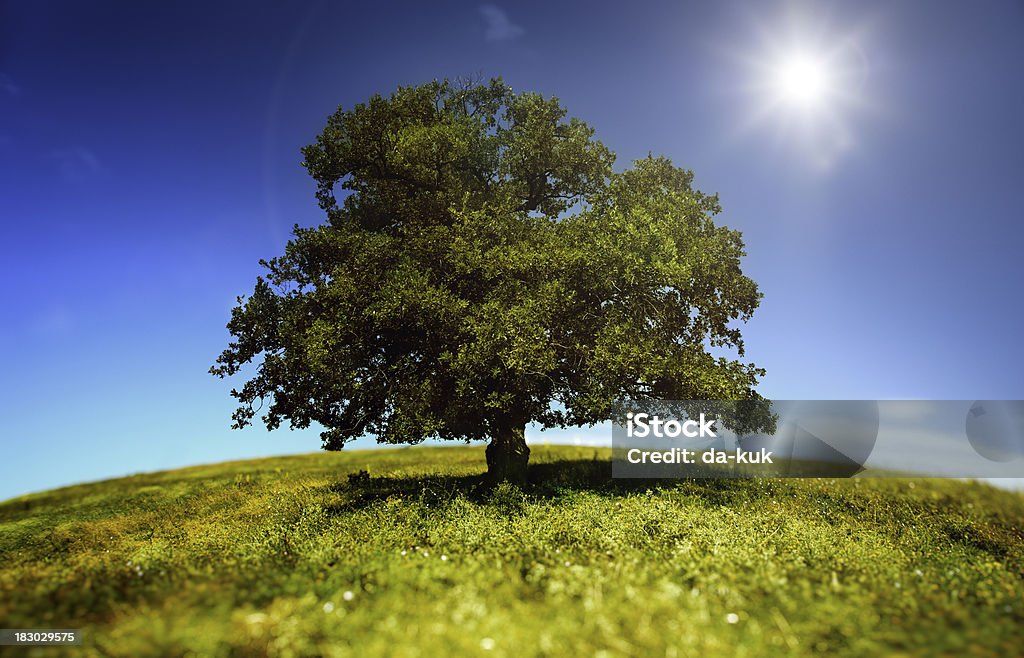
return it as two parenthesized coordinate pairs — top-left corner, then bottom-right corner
(726, 613), (739, 624)
(441, 555), (448, 561)
(480, 638), (496, 650)
(914, 569), (923, 577)
(323, 602), (334, 613)
(564, 561), (571, 567)
(342, 590), (355, 601)
(401, 550), (407, 556)
(423, 551), (429, 557)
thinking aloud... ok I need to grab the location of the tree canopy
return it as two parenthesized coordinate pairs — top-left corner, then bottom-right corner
(211, 77), (769, 480)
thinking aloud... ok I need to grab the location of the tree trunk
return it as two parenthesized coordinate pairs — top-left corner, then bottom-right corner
(485, 423), (530, 483)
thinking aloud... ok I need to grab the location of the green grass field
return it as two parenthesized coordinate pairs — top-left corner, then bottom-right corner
(1, 445), (1022, 657)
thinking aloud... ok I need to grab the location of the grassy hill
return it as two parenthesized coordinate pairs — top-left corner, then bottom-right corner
(1, 445), (1022, 657)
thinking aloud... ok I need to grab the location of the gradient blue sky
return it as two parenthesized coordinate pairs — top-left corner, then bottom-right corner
(2, 0), (1023, 500)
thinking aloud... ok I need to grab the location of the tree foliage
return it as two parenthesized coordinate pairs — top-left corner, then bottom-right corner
(211, 77), (769, 476)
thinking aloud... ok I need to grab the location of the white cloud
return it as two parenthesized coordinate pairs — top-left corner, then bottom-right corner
(479, 4), (525, 42)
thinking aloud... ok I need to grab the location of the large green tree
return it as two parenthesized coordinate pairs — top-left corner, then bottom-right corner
(211, 78), (768, 481)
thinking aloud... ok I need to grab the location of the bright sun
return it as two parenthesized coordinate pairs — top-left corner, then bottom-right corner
(727, 14), (874, 170)
(773, 54), (830, 110)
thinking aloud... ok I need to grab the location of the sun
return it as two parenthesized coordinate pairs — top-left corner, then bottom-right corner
(716, 10), (876, 170)
(773, 53), (830, 110)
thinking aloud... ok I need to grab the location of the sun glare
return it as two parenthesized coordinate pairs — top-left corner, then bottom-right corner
(716, 9), (875, 171)
(774, 54), (830, 109)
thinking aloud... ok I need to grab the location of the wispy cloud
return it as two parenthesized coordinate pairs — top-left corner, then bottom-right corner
(49, 147), (105, 183)
(479, 4), (525, 42)
(0, 73), (20, 97)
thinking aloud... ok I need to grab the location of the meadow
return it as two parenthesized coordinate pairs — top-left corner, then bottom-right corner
(1, 445), (1022, 657)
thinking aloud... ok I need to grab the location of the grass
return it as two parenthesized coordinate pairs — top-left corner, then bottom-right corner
(1, 444), (1022, 657)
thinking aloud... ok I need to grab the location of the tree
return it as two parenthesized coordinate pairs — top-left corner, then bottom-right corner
(210, 77), (770, 482)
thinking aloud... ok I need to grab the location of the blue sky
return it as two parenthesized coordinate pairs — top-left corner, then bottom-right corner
(2, 0), (1023, 500)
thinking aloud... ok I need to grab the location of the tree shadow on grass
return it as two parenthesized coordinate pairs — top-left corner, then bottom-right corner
(326, 458), (759, 514)
(527, 459), (761, 505)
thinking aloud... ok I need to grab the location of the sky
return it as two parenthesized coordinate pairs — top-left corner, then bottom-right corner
(1, 0), (1023, 500)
